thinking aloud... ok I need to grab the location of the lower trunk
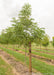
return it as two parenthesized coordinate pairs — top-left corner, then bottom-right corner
(25, 47), (27, 65)
(29, 42), (32, 73)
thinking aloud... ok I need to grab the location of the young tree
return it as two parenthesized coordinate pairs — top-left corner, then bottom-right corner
(11, 3), (33, 73)
(11, 3), (45, 74)
(0, 3), (45, 74)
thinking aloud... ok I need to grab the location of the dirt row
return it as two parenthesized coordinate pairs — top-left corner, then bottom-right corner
(0, 49), (41, 75)
(33, 50), (54, 55)
(17, 50), (54, 66)
(0, 54), (19, 75)
(5, 47), (54, 66)
(1, 45), (54, 55)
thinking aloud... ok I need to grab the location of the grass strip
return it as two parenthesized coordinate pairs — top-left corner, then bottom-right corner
(0, 57), (14, 75)
(0, 47), (54, 75)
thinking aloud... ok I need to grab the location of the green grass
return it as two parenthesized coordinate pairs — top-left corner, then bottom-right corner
(13, 46), (54, 60)
(2, 44), (54, 60)
(8, 46), (54, 60)
(1, 44), (54, 61)
(32, 51), (54, 60)
(0, 47), (54, 75)
(0, 57), (14, 75)
(33, 48), (54, 53)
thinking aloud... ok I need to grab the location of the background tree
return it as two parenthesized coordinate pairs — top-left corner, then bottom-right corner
(33, 27), (45, 50)
(52, 36), (54, 47)
(42, 34), (49, 50)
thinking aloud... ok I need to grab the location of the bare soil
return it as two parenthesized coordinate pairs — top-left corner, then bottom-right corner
(33, 50), (54, 55)
(8, 48), (54, 65)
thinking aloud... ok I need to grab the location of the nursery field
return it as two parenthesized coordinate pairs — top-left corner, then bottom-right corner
(0, 2), (54, 75)
(0, 44), (54, 75)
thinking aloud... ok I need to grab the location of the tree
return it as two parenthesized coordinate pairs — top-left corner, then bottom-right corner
(11, 3), (34, 73)
(0, 3), (45, 74)
(52, 37), (54, 47)
(42, 34), (49, 49)
(11, 3), (45, 74)
(0, 27), (16, 47)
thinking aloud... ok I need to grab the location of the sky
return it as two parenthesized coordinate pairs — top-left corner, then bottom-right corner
(0, 0), (54, 40)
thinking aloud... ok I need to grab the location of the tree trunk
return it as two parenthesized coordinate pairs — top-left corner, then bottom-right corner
(25, 47), (27, 65)
(29, 42), (32, 74)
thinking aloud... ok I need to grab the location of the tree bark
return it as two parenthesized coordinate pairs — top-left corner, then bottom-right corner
(29, 42), (32, 73)
(25, 47), (27, 65)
